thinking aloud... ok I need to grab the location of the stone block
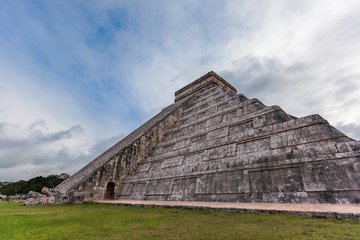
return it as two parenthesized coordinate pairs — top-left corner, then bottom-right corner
(119, 183), (133, 196)
(195, 170), (246, 194)
(161, 156), (184, 169)
(136, 163), (151, 172)
(249, 167), (304, 193)
(145, 179), (172, 196)
(203, 143), (236, 161)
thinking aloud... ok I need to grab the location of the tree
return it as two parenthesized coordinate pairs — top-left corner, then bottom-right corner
(0, 173), (69, 195)
(59, 173), (70, 180)
(0, 180), (27, 195)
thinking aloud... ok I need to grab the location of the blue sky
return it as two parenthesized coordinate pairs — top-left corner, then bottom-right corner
(1, 0), (360, 181)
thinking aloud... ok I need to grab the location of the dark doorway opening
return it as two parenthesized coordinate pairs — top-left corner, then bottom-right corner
(105, 182), (115, 199)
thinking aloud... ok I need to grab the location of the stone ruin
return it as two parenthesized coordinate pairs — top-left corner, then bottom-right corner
(0, 193), (8, 201)
(48, 71), (360, 205)
(24, 188), (65, 206)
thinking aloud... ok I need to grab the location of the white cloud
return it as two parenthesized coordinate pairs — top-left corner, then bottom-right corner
(115, 1), (360, 136)
(0, 120), (124, 181)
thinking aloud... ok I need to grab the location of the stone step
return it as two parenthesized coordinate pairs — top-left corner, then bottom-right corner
(183, 89), (246, 116)
(161, 106), (293, 147)
(184, 87), (225, 112)
(124, 141), (360, 186)
(179, 91), (254, 125)
(148, 115), (339, 163)
(172, 98), (268, 133)
(162, 102), (289, 145)
(183, 84), (223, 109)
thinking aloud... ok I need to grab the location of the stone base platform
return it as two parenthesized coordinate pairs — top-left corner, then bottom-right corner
(95, 200), (360, 220)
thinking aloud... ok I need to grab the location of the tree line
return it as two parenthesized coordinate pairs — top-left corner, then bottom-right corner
(0, 173), (69, 196)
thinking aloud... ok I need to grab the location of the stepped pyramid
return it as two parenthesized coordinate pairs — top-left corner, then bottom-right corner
(55, 72), (360, 204)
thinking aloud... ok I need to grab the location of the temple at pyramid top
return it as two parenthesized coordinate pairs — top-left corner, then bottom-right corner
(55, 71), (360, 205)
(175, 71), (237, 102)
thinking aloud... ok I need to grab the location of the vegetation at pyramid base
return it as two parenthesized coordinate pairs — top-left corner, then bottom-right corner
(0, 173), (69, 196)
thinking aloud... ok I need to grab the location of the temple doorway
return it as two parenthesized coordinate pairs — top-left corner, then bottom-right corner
(105, 182), (115, 199)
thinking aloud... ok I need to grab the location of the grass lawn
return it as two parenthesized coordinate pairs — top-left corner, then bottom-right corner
(1, 202), (360, 240)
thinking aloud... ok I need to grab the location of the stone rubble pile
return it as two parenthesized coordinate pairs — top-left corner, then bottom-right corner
(24, 187), (86, 206)
(25, 187), (64, 206)
(0, 194), (8, 201)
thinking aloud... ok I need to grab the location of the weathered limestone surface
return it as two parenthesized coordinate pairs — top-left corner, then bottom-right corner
(57, 71), (360, 204)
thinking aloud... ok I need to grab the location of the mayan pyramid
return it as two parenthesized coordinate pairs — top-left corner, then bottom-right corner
(55, 72), (360, 204)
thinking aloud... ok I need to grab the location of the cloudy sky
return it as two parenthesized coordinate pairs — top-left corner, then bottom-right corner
(1, 0), (359, 182)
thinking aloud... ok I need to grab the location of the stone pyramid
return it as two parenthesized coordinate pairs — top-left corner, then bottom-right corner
(55, 72), (360, 204)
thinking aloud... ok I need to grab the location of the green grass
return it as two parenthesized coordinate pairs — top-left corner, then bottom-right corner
(1, 202), (360, 240)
